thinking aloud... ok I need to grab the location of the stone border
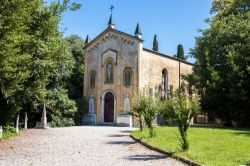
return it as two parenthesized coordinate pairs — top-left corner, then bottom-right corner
(130, 135), (203, 166)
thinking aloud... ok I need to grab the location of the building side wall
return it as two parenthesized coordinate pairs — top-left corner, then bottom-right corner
(140, 50), (193, 91)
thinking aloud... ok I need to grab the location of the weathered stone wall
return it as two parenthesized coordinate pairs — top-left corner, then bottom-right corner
(84, 30), (141, 123)
(140, 49), (193, 91)
(84, 29), (193, 125)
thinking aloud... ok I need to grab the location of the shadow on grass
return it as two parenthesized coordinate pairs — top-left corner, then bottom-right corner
(125, 154), (167, 161)
(233, 131), (250, 136)
(107, 140), (136, 145)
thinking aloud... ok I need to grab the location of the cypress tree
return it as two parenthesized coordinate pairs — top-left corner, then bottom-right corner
(177, 44), (186, 60)
(153, 34), (159, 52)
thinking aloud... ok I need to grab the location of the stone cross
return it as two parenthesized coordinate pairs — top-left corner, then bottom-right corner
(110, 5), (114, 14)
(16, 113), (19, 133)
(0, 126), (2, 140)
(24, 112), (28, 130)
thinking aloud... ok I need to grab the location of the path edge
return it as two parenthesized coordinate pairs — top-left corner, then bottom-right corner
(130, 135), (203, 166)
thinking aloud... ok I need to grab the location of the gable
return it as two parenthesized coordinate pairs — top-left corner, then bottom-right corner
(84, 28), (143, 54)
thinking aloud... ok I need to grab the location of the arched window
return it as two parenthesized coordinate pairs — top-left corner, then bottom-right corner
(90, 71), (96, 87)
(105, 59), (114, 82)
(123, 67), (132, 85)
(162, 69), (168, 98)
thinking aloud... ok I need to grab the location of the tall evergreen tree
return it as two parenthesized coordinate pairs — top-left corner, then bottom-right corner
(176, 44), (186, 60)
(153, 34), (159, 52)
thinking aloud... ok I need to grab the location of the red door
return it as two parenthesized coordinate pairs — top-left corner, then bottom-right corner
(104, 92), (114, 122)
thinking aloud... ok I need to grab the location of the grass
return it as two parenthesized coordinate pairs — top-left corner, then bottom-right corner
(2, 130), (17, 140)
(1, 125), (19, 141)
(132, 126), (250, 166)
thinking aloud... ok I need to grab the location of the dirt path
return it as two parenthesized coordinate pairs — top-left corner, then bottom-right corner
(0, 126), (186, 166)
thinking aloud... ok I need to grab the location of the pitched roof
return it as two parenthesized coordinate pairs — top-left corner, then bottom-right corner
(84, 28), (143, 49)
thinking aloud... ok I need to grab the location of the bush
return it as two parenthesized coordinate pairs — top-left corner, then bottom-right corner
(158, 99), (175, 125)
(132, 85), (159, 137)
(132, 92), (144, 132)
(74, 97), (88, 125)
(169, 85), (200, 151)
(161, 85), (200, 150)
(47, 88), (77, 127)
(2, 124), (17, 140)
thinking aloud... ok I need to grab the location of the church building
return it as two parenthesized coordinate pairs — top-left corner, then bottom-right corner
(83, 15), (193, 125)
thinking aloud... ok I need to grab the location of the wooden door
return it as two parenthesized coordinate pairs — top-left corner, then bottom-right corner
(104, 92), (114, 122)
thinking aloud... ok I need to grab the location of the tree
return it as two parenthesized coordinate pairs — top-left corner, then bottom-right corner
(158, 99), (175, 125)
(161, 85), (200, 151)
(0, 0), (33, 125)
(64, 35), (86, 125)
(187, 0), (250, 126)
(46, 39), (77, 127)
(153, 34), (159, 52)
(132, 92), (144, 132)
(0, 0), (81, 126)
(132, 86), (159, 137)
(176, 44), (187, 60)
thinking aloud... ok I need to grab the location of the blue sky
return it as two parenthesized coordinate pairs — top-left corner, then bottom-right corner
(58, 0), (213, 63)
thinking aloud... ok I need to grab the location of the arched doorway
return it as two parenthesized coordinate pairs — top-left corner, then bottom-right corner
(104, 92), (115, 122)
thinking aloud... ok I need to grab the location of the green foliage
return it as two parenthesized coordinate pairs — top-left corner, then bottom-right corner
(74, 97), (88, 125)
(64, 35), (86, 125)
(2, 124), (17, 140)
(0, 0), (81, 126)
(158, 98), (175, 125)
(176, 44), (187, 60)
(160, 85), (200, 150)
(132, 91), (144, 132)
(46, 38), (77, 127)
(132, 85), (159, 137)
(173, 87), (200, 150)
(65, 35), (84, 99)
(47, 87), (77, 127)
(188, 0), (250, 126)
(152, 34), (159, 52)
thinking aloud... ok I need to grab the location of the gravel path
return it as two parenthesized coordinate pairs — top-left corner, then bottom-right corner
(0, 126), (186, 166)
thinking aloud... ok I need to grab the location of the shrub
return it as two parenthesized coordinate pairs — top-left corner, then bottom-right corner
(161, 85), (200, 150)
(47, 88), (77, 127)
(2, 124), (17, 140)
(132, 85), (159, 137)
(174, 87), (200, 150)
(158, 99), (175, 125)
(73, 97), (88, 125)
(131, 92), (144, 132)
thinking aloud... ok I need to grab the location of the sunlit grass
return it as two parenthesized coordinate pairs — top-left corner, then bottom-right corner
(132, 126), (250, 166)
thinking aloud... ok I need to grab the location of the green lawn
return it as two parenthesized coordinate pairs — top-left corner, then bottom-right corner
(132, 126), (250, 166)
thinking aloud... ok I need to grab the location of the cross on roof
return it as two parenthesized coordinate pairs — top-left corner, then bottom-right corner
(110, 5), (114, 14)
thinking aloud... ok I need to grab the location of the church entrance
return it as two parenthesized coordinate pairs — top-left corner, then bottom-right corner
(104, 92), (114, 122)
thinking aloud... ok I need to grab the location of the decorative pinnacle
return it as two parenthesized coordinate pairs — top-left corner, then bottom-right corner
(108, 5), (115, 29)
(85, 35), (89, 44)
(135, 23), (142, 35)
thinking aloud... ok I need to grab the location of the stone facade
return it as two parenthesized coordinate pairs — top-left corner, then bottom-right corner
(83, 23), (193, 125)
